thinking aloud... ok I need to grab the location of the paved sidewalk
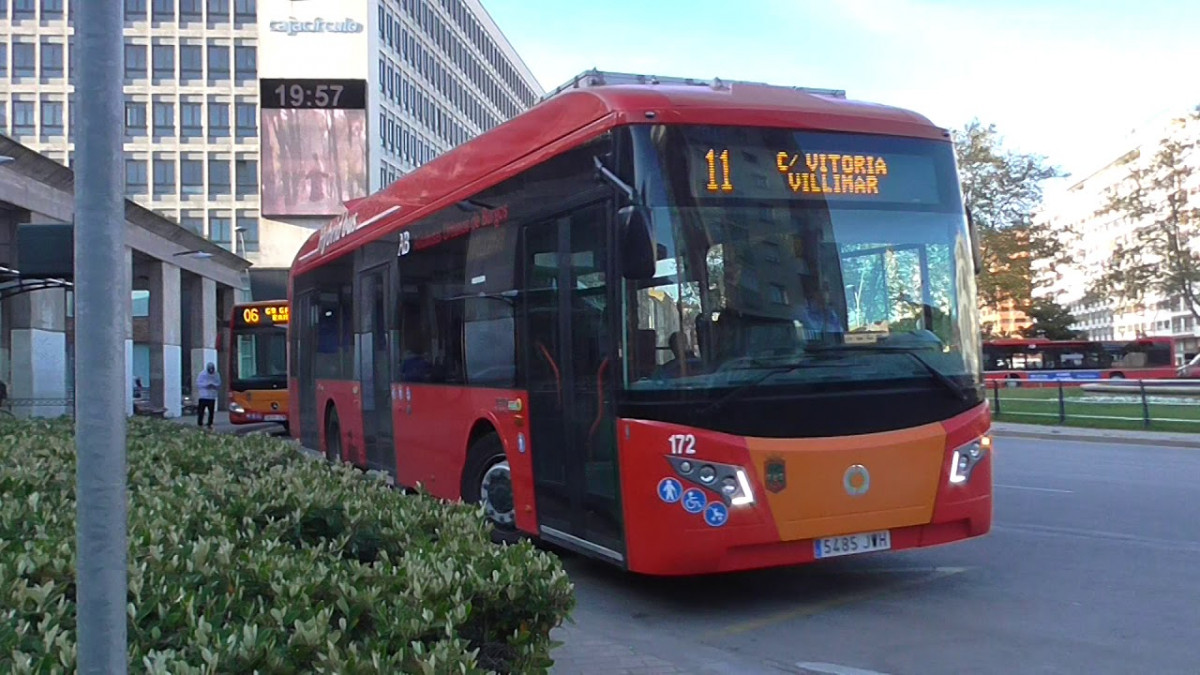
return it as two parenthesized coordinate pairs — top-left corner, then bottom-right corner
(991, 421), (1200, 448)
(170, 409), (285, 436)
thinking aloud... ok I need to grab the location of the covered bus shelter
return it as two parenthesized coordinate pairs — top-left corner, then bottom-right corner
(0, 134), (251, 418)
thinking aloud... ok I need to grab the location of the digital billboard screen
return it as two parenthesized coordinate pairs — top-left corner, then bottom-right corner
(260, 108), (368, 217)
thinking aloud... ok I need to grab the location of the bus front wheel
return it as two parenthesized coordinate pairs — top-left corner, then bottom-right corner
(463, 433), (517, 537)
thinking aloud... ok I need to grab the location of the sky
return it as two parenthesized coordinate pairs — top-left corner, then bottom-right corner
(478, 0), (1200, 193)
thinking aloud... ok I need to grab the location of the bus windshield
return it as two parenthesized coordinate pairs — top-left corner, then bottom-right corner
(622, 125), (981, 396)
(233, 325), (288, 390)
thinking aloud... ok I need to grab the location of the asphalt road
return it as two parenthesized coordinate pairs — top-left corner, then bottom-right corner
(555, 436), (1200, 674)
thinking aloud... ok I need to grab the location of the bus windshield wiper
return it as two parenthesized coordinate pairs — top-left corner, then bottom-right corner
(697, 359), (839, 419)
(807, 344), (969, 401)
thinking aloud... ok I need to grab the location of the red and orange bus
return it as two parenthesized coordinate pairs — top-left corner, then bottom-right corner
(228, 300), (290, 429)
(287, 70), (993, 575)
(983, 337), (1177, 384)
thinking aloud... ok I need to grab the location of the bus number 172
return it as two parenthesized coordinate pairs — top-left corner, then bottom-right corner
(669, 434), (697, 455)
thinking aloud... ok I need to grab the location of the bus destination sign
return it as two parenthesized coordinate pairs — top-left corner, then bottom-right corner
(238, 303), (290, 327)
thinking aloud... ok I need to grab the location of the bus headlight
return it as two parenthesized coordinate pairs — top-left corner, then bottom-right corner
(229, 402), (245, 414)
(665, 456), (755, 507)
(950, 435), (990, 484)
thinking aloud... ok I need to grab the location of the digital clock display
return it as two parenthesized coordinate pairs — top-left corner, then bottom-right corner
(259, 78), (367, 110)
(236, 303), (290, 327)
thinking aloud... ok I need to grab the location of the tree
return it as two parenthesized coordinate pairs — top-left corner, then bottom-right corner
(953, 120), (1068, 312)
(1090, 107), (1200, 321)
(1020, 297), (1082, 339)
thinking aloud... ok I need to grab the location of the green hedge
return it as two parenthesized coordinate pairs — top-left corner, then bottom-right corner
(0, 418), (574, 673)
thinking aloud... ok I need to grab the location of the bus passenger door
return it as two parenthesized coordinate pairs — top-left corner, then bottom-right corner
(522, 204), (625, 563)
(295, 291), (320, 448)
(358, 266), (396, 474)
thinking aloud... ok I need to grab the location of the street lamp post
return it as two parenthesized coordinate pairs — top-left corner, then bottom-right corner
(73, 2), (128, 673)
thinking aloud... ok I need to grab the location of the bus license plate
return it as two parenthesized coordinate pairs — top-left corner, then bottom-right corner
(265, 414), (286, 422)
(814, 530), (892, 559)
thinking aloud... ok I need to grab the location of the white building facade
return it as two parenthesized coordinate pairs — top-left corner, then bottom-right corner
(1038, 110), (1200, 361)
(0, 0), (542, 298)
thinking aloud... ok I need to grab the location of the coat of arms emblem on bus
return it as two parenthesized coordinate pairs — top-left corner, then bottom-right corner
(764, 458), (786, 493)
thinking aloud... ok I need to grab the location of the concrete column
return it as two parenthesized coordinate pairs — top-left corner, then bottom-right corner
(216, 285), (235, 411)
(148, 259), (182, 418)
(124, 247), (134, 417)
(9, 287), (68, 418)
(187, 275), (217, 402)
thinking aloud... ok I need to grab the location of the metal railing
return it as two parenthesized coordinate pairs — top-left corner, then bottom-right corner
(988, 379), (1200, 429)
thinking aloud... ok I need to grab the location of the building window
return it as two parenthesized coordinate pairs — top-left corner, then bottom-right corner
(235, 158), (257, 196)
(152, 44), (174, 79)
(180, 158), (203, 195)
(125, 0), (147, 20)
(13, 43), (35, 78)
(12, 101), (35, 135)
(208, 157), (230, 197)
(124, 43), (146, 79)
(152, 101), (174, 136)
(234, 0), (254, 21)
(206, 0), (228, 21)
(235, 102), (256, 137)
(124, 101), (147, 135)
(234, 45), (255, 80)
(13, 0), (35, 19)
(42, 0), (65, 18)
(180, 45), (202, 80)
(125, 158), (148, 196)
(180, 102), (202, 137)
(152, 0), (174, 21)
(40, 42), (64, 79)
(207, 100), (229, 138)
(206, 43), (229, 80)
(180, 216), (204, 235)
(40, 100), (63, 135)
(209, 216), (231, 246)
(180, 0), (202, 20)
(238, 215), (259, 252)
(153, 157), (175, 195)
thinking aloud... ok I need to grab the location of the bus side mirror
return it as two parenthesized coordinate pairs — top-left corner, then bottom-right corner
(967, 208), (983, 276)
(619, 205), (656, 280)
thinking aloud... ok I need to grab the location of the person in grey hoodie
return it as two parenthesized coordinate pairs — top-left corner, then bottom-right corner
(195, 362), (221, 429)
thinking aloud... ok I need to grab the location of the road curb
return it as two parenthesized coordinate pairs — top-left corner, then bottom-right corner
(992, 427), (1200, 449)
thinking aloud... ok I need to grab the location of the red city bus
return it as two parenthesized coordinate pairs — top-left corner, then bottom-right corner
(287, 71), (993, 576)
(983, 337), (1177, 384)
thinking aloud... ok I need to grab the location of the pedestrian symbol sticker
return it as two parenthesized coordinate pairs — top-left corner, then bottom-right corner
(704, 502), (729, 527)
(657, 477), (682, 504)
(682, 488), (706, 514)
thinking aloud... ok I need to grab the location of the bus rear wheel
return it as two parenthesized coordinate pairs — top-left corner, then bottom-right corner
(464, 434), (517, 537)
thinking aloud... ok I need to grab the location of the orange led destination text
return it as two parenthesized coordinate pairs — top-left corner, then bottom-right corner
(776, 152), (888, 195)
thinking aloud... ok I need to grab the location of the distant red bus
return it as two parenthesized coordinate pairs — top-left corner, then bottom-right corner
(983, 337), (1177, 384)
(287, 70), (992, 576)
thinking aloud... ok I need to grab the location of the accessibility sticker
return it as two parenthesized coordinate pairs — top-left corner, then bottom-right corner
(657, 477), (682, 504)
(682, 488), (707, 514)
(704, 501), (729, 528)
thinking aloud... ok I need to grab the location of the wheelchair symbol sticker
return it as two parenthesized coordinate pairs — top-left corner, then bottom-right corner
(704, 502), (729, 528)
(682, 488), (706, 514)
(657, 477), (682, 504)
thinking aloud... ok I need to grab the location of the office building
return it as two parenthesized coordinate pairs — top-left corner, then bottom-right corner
(0, 0), (542, 298)
(1037, 109), (1200, 359)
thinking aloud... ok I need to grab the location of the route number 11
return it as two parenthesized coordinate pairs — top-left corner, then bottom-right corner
(705, 149), (734, 193)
